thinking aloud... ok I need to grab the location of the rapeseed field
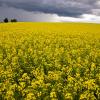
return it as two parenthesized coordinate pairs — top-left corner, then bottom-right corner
(0, 22), (100, 100)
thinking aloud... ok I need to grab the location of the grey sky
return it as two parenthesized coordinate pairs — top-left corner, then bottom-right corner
(0, 0), (100, 22)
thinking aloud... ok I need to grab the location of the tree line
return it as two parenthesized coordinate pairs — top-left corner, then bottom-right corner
(3, 18), (17, 23)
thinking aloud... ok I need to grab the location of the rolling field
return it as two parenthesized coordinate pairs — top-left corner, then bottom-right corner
(0, 22), (100, 100)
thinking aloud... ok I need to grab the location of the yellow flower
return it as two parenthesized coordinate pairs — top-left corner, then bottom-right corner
(26, 93), (36, 100)
(19, 82), (26, 88)
(65, 93), (72, 100)
(50, 91), (57, 98)
(6, 90), (14, 96)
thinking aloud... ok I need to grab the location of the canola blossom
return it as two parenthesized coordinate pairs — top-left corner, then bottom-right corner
(0, 22), (100, 100)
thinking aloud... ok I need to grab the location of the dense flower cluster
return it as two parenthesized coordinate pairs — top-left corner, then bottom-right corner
(0, 23), (100, 100)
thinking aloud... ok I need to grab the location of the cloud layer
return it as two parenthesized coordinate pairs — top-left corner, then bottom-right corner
(0, 0), (100, 22)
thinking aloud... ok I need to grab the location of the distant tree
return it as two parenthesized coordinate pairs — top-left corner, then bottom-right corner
(4, 18), (8, 23)
(11, 19), (17, 22)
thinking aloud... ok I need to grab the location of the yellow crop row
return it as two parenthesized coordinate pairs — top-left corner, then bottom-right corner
(0, 22), (100, 100)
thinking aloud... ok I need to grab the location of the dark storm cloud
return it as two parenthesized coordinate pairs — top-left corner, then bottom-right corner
(0, 0), (100, 22)
(0, 0), (99, 17)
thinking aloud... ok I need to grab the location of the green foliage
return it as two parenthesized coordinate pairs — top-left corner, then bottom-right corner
(11, 19), (17, 22)
(3, 18), (8, 23)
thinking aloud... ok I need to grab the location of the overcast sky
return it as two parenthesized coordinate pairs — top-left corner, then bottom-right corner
(0, 0), (100, 22)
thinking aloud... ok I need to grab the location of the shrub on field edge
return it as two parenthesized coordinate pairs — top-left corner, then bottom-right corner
(4, 18), (8, 23)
